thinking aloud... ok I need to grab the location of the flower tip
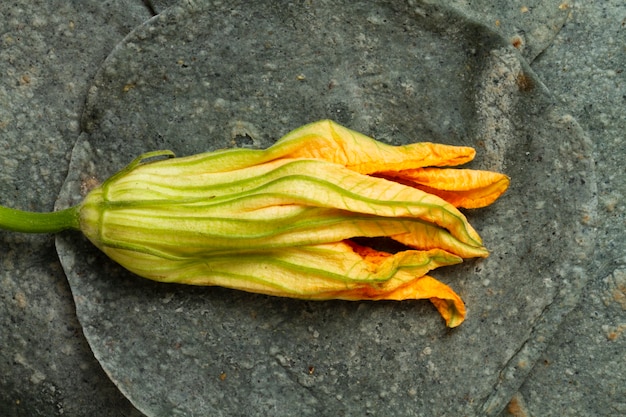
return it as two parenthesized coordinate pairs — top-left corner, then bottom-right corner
(429, 296), (466, 328)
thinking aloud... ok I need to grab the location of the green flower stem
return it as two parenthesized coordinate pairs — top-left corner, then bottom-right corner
(0, 205), (80, 234)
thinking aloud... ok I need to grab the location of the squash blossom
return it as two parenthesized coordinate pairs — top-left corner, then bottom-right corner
(0, 120), (509, 327)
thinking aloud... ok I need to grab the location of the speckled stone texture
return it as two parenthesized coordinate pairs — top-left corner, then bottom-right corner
(0, 2), (151, 416)
(1, 1), (623, 416)
(497, 1), (626, 416)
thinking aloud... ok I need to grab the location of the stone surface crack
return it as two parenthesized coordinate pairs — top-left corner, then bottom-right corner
(482, 256), (622, 415)
(479, 297), (556, 415)
(528, 5), (571, 65)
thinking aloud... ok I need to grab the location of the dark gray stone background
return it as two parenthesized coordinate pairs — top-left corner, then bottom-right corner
(55, 1), (596, 416)
(0, 1), (622, 416)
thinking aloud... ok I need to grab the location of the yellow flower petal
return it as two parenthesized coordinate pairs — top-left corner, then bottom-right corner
(379, 167), (511, 208)
(71, 120), (508, 328)
(268, 119), (477, 172)
(81, 158), (486, 258)
(98, 239), (465, 326)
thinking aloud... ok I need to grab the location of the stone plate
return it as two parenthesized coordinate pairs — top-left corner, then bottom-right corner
(55, 1), (596, 416)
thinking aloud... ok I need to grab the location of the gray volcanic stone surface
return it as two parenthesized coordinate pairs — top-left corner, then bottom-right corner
(2, 1), (623, 416)
(56, 2), (593, 416)
(0, 2), (150, 416)
(498, 1), (626, 416)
